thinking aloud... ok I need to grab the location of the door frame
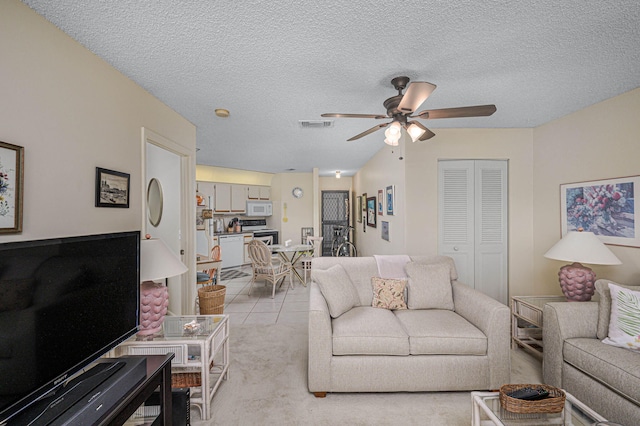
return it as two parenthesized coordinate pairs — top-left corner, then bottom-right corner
(142, 127), (196, 315)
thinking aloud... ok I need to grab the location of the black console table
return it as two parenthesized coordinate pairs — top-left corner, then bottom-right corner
(97, 354), (174, 425)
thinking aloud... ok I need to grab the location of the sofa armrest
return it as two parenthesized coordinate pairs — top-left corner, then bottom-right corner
(542, 301), (598, 388)
(452, 281), (511, 388)
(308, 282), (333, 393)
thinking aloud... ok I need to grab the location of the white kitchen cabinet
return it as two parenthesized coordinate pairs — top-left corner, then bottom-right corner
(231, 185), (247, 213)
(243, 233), (253, 264)
(247, 185), (271, 200)
(214, 183), (246, 214)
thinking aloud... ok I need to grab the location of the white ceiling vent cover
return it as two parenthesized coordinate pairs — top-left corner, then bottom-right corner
(299, 120), (334, 128)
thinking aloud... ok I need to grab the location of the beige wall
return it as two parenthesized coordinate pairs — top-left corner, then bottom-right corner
(353, 138), (407, 255)
(269, 173), (314, 244)
(196, 165), (273, 185)
(0, 1), (196, 244)
(533, 88), (640, 291)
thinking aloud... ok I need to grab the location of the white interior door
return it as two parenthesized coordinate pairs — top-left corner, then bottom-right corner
(438, 160), (508, 304)
(143, 128), (195, 315)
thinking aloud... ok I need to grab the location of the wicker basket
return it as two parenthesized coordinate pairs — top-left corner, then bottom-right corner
(198, 284), (226, 314)
(171, 372), (201, 388)
(499, 384), (565, 414)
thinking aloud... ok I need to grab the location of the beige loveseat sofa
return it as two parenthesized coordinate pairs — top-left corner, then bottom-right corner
(543, 280), (640, 425)
(308, 256), (511, 397)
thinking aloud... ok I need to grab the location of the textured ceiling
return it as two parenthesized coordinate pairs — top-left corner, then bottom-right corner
(22, 1), (640, 176)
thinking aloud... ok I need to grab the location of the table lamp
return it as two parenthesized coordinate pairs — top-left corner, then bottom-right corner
(543, 229), (621, 301)
(138, 236), (188, 336)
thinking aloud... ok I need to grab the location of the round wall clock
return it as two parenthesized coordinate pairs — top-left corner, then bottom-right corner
(292, 187), (304, 198)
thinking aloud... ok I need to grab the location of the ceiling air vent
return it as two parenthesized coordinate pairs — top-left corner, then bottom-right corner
(299, 120), (334, 128)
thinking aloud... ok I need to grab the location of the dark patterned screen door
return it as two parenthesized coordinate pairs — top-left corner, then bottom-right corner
(321, 191), (349, 256)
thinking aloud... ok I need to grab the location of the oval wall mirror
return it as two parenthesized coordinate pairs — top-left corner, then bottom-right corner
(147, 178), (163, 227)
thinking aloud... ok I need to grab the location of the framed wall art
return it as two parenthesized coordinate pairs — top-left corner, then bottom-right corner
(378, 189), (383, 215)
(386, 185), (395, 215)
(95, 167), (130, 208)
(366, 196), (377, 228)
(381, 221), (390, 241)
(356, 193), (362, 223)
(0, 141), (24, 234)
(561, 175), (639, 247)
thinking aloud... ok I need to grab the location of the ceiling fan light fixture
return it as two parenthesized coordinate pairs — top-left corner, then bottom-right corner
(407, 122), (426, 142)
(384, 137), (399, 146)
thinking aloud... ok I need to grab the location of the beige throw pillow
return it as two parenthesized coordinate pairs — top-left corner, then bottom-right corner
(405, 262), (454, 310)
(371, 277), (407, 310)
(313, 264), (360, 318)
(602, 283), (640, 352)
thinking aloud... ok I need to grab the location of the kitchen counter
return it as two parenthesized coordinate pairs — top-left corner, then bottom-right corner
(214, 231), (252, 236)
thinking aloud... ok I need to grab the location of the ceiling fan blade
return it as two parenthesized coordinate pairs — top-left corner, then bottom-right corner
(321, 113), (387, 119)
(347, 123), (389, 141)
(397, 82), (437, 114)
(415, 104), (497, 120)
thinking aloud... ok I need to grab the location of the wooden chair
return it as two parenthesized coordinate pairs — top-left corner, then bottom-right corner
(300, 236), (323, 283)
(247, 239), (292, 298)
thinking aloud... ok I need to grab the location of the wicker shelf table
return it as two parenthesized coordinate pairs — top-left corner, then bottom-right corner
(511, 295), (565, 358)
(111, 315), (229, 421)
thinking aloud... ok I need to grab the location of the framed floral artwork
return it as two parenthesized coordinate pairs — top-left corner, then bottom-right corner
(561, 175), (639, 247)
(366, 196), (376, 228)
(0, 141), (24, 234)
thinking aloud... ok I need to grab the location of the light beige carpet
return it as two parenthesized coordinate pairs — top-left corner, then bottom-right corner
(194, 322), (542, 425)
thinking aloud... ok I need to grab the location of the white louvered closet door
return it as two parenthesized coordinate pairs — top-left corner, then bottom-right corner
(438, 160), (508, 304)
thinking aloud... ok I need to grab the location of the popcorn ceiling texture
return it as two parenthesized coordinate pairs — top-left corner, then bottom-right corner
(21, 0), (640, 174)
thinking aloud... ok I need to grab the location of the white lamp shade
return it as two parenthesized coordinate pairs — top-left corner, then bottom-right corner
(140, 238), (188, 282)
(543, 231), (622, 265)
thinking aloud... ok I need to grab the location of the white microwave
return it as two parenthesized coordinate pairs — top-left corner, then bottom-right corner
(246, 201), (272, 217)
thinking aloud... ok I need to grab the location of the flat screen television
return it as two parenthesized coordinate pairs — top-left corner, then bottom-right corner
(0, 231), (140, 422)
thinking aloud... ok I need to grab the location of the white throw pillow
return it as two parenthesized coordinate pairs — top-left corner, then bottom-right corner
(602, 283), (640, 352)
(405, 262), (454, 310)
(313, 264), (360, 318)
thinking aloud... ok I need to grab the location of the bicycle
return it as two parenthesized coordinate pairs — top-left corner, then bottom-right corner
(331, 225), (357, 257)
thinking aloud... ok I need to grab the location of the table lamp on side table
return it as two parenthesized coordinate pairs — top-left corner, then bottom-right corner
(543, 229), (621, 301)
(139, 236), (188, 336)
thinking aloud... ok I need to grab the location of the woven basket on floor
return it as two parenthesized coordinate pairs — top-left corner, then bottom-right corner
(499, 384), (565, 414)
(198, 284), (226, 314)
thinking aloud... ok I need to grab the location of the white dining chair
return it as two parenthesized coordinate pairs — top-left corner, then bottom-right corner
(300, 236), (323, 283)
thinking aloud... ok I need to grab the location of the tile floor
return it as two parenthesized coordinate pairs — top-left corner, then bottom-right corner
(218, 265), (310, 326)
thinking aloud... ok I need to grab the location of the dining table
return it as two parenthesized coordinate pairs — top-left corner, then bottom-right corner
(271, 244), (313, 286)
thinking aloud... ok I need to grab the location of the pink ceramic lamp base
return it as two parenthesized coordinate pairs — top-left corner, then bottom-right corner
(138, 280), (169, 336)
(558, 262), (596, 302)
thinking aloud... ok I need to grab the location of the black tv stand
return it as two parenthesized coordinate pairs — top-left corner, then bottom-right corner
(10, 354), (173, 425)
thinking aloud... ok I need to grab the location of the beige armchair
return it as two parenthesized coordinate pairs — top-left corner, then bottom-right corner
(247, 239), (293, 298)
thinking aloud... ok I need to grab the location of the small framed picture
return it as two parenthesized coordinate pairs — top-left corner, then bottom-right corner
(386, 185), (395, 215)
(366, 196), (377, 228)
(0, 141), (24, 234)
(381, 221), (390, 241)
(378, 190), (383, 215)
(356, 194), (362, 223)
(95, 167), (130, 208)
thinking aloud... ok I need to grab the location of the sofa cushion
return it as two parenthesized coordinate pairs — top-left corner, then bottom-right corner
(312, 264), (360, 318)
(563, 337), (640, 406)
(311, 257), (379, 307)
(332, 306), (410, 355)
(409, 255), (459, 281)
(603, 283), (640, 352)
(405, 262), (454, 310)
(371, 277), (407, 310)
(596, 279), (640, 340)
(394, 310), (487, 355)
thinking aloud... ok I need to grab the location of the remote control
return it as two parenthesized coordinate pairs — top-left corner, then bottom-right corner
(507, 387), (550, 400)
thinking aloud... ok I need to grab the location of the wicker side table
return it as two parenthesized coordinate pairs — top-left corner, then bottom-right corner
(511, 295), (565, 358)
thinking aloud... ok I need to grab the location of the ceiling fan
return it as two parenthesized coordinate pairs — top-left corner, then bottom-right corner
(321, 76), (496, 144)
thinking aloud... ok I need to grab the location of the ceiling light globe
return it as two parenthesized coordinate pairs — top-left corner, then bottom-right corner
(407, 123), (426, 142)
